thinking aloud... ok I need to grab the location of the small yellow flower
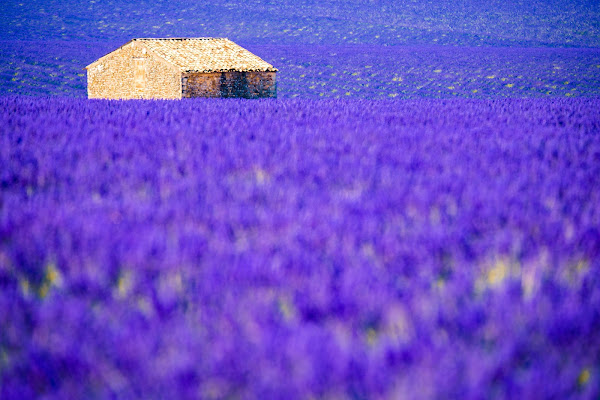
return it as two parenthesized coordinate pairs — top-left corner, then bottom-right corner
(578, 369), (590, 386)
(366, 328), (377, 345)
(487, 260), (508, 286)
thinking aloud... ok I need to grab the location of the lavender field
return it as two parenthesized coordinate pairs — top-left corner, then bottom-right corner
(2, 0), (600, 99)
(2, 0), (599, 47)
(2, 96), (600, 399)
(2, 0), (600, 398)
(3, 41), (600, 99)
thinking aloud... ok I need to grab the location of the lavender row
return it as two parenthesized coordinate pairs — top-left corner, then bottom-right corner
(3, 0), (599, 47)
(2, 41), (600, 99)
(1, 96), (600, 399)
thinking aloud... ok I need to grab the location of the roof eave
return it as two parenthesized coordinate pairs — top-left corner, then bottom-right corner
(183, 68), (278, 73)
(85, 39), (135, 70)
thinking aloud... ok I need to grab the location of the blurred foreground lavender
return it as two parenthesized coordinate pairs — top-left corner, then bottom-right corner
(1, 96), (600, 399)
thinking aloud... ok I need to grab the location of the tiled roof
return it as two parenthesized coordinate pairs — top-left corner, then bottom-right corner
(88, 38), (278, 72)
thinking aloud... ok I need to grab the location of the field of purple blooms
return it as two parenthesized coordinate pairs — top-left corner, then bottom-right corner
(3, 0), (599, 47)
(2, 41), (600, 99)
(1, 95), (600, 399)
(2, 0), (600, 398)
(1, 0), (600, 99)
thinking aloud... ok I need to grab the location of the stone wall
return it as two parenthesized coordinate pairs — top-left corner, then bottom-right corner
(181, 73), (221, 98)
(182, 71), (277, 99)
(87, 41), (182, 99)
(87, 41), (277, 99)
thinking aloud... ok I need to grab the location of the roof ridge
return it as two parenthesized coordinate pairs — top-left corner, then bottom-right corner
(133, 37), (229, 41)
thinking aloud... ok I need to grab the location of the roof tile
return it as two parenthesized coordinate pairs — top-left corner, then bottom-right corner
(136, 38), (277, 72)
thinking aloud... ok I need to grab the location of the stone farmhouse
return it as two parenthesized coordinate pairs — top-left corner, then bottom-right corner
(85, 38), (278, 99)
